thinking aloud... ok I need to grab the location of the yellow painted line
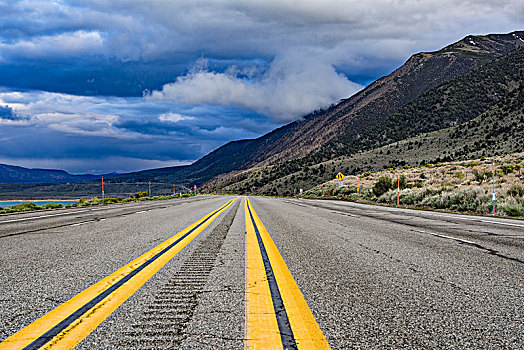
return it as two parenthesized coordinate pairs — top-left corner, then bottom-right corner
(244, 198), (282, 348)
(1, 198), (238, 350)
(245, 197), (331, 350)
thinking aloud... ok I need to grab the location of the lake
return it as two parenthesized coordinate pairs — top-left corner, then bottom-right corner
(0, 200), (78, 208)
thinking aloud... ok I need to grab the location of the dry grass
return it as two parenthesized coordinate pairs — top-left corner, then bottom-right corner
(305, 152), (524, 217)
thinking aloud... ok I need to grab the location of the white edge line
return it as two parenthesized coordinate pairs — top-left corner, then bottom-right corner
(70, 220), (95, 227)
(413, 229), (476, 245)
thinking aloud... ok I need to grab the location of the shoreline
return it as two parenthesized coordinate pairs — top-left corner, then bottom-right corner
(0, 199), (79, 202)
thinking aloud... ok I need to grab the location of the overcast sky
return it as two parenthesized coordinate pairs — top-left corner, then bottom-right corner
(0, 0), (522, 174)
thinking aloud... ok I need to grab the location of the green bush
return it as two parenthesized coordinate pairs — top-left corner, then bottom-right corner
(43, 203), (64, 209)
(507, 185), (524, 197)
(498, 198), (524, 217)
(11, 202), (42, 211)
(372, 176), (393, 197)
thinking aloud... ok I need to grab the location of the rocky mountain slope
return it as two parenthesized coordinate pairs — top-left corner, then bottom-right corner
(113, 31), (524, 189)
(210, 76), (524, 196)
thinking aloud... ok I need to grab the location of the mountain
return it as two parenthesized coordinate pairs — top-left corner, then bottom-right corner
(212, 79), (524, 196)
(112, 31), (523, 190)
(202, 35), (524, 195)
(0, 164), (115, 184)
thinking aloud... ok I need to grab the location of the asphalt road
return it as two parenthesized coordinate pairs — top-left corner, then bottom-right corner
(0, 196), (522, 349)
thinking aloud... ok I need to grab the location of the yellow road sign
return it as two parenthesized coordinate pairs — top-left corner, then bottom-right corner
(336, 172), (344, 181)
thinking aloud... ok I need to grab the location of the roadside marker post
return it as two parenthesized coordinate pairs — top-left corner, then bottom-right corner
(357, 177), (360, 201)
(194, 185), (197, 195)
(149, 181), (151, 197)
(101, 177), (104, 205)
(492, 161), (495, 215)
(397, 174), (400, 207)
(173, 185), (175, 196)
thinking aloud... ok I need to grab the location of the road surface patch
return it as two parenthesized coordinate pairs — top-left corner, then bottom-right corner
(0, 198), (238, 350)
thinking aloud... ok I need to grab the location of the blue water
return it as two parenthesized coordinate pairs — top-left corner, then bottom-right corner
(0, 200), (77, 208)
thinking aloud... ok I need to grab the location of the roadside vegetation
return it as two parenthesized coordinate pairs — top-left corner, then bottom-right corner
(0, 192), (194, 214)
(302, 153), (524, 217)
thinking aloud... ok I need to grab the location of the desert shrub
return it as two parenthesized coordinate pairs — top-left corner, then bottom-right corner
(473, 170), (487, 183)
(498, 198), (524, 217)
(340, 186), (355, 195)
(499, 204), (524, 217)
(398, 175), (408, 189)
(43, 203), (64, 209)
(11, 202), (42, 211)
(372, 176), (393, 197)
(441, 187), (485, 211)
(134, 191), (148, 199)
(399, 189), (428, 205)
(103, 197), (119, 204)
(507, 185), (524, 197)
(329, 187), (340, 196)
(500, 165), (519, 174)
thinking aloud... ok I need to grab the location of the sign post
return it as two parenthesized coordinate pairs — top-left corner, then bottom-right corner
(194, 185), (197, 195)
(149, 181), (151, 197)
(336, 172), (344, 189)
(101, 176), (104, 205)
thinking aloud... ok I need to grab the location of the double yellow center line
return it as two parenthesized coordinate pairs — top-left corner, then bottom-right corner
(2, 197), (329, 349)
(244, 197), (330, 349)
(0, 198), (238, 350)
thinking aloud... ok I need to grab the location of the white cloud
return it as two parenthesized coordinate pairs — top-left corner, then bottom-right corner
(0, 31), (104, 59)
(0, 90), (135, 138)
(150, 55), (363, 122)
(158, 113), (195, 123)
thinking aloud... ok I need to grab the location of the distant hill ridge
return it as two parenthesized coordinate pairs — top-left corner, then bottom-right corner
(0, 163), (114, 183)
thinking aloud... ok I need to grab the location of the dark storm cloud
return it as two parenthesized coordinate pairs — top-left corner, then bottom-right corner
(0, 89), (278, 173)
(0, 0), (522, 172)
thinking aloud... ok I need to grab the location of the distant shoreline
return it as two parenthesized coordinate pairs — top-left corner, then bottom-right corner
(0, 199), (79, 202)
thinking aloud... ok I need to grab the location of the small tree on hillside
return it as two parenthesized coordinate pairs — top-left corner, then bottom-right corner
(372, 176), (393, 197)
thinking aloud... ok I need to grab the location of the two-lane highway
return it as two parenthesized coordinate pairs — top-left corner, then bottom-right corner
(0, 196), (522, 349)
